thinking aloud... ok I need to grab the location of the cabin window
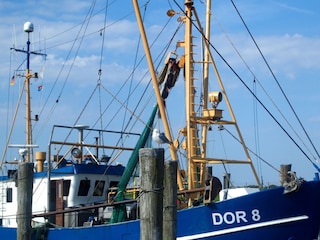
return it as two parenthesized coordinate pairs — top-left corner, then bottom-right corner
(109, 181), (119, 188)
(8, 170), (17, 179)
(63, 180), (71, 196)
(93, 181), (105, 196)
(78, 179), (91, 196)
(106, 181), (120, 202)
(6, 188), (12, 203)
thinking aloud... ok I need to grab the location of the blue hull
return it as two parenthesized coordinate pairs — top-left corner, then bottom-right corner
(2, 181), (320, 240)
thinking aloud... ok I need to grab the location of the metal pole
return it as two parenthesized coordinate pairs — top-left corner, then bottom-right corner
(25, 33), (32, 163)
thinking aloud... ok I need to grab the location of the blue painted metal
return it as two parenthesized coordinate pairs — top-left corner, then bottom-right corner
(2, 180), (319, 240)
(176, 180), (320, 239)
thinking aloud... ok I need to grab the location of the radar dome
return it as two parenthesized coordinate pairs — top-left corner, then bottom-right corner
(24, 22), (34, 33)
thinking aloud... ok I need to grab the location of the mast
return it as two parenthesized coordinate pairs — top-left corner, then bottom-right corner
(133, 0), (261, 206)
(25, 22), (33, 163)
(184, 1), (199, 200)
(200, 0), (212, 188)
(183, 0), (261, 202)
(10, 22), (47, 163)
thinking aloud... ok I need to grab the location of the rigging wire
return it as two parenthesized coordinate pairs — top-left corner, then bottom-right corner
(82, 0), (155, 163)
(3, 51), (15, 167)
(15, 0), (116, 51)
(55, 1), (97, 108)
(98, 23), (181, 159)
(34, 0), (98, 142)
(29, 0), (174, 155)
(0, 83), (26, 167)
(218, 130), (233, 187)
(172, 0), (319, 172)
(230, 0), (320, 163)
(121, 1), (148, 147)
(55, 85), (100, 156)
(112, 24), (182, 150)
(33, 1), (152, 145)
(211, 10), (318, 172)
(89, 14), (181, 143)
(223, 126), (280, 174)
(30, 2), (135, 54)
(2, 47), (42, 165)
(96, 0), (110, 156)
(98, 72), (154, 158)
(18, 0), (180, 202)
(252, 78), (263, 185)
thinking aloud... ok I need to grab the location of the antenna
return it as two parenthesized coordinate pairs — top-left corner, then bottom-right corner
(24, 22), (33, 70)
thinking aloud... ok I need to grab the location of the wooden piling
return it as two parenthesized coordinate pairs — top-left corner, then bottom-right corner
(163, 160), (177, 240)
(17, 162), (34, 240)
(139, 148), (164, 240)
(280, 164), (292, 186)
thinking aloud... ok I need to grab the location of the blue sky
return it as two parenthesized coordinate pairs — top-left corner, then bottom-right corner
(0, 0), (320, 186)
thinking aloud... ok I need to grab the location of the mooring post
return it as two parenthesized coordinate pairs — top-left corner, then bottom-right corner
(17, 162), (34, 240)
(280, 164), (292, 186)
(163, 160), (177, 240)
(139, 148), (164, 240)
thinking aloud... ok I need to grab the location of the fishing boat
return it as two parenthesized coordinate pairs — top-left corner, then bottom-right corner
(1, 0), (320, 239)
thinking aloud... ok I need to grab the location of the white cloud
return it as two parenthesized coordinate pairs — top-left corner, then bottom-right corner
(212, 31), (320, 82)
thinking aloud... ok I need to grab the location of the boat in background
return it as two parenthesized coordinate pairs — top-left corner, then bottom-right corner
(1, 0), (320, 239)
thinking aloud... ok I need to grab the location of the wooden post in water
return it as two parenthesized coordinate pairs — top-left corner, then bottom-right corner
(17, 162), (34, 240)
(163, 160), (177, 240)
(139, 148), (164, 240)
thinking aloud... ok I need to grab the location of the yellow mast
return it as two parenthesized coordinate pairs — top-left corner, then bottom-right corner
(199, 0), (212, 188)
(184, 0), (261, 201)
(22, 22), (46, 162)
(132, 0), (184, 190)
(133, 0), (261, 204)
(184, 1), (199, 201)
(25, 70), (33, 162)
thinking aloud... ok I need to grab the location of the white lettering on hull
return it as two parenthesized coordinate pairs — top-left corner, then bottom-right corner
(212, 209), (261, 225)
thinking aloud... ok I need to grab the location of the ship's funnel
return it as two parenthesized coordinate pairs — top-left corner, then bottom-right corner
(36, 151), (46, 172)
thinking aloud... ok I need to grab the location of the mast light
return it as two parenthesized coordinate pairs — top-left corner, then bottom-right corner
(209, 92), (222, 108)
(203, 92), (223, 120)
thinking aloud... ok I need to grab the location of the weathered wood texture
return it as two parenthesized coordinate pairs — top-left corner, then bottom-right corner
(163, 160), (177, 240)
(139, 148), (164, 240)
(17, 162), (34, 240)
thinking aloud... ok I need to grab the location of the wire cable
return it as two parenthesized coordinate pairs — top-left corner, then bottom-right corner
(230, 0), (320, 162)
(172, 0), (319, 171)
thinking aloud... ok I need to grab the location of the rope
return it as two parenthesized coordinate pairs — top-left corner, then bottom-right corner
(138, 187), (164, 198)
